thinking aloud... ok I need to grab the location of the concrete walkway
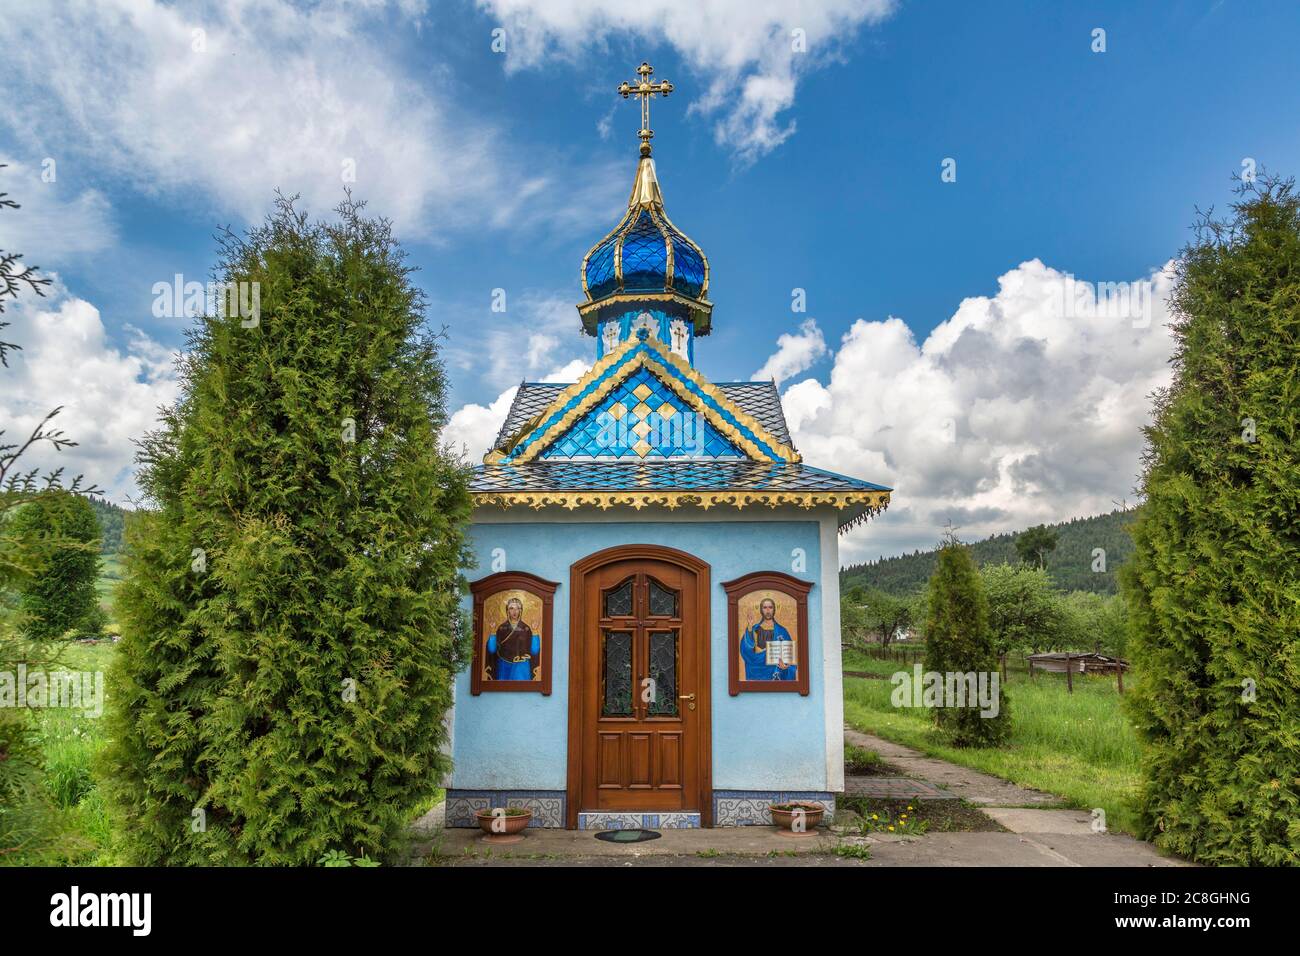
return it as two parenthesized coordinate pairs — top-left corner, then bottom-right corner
(843, 728), (1188, 867)
(412, 731), (1188, 867)
(845, 728), (1063, 806)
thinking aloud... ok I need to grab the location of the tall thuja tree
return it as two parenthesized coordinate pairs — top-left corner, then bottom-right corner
(11, 492), (102, 640)
(1121, 176), (1300, 866)
(923, 536), (1009, 746)
(102, 195), (472, 865)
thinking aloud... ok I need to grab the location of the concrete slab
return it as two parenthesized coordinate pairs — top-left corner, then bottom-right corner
(414, 828), (1185, 867)
(983, 807), (1097, 835)
(417, 822), (844, 862)
(844, 776), (957, 800)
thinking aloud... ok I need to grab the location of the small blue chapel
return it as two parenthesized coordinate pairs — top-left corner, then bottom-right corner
(446, 63), (891, 829)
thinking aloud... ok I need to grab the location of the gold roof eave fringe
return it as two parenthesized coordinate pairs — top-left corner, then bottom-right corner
(471, 489), (891, 532)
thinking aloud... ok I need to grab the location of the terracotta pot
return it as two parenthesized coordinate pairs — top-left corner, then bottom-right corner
(769, 802), (825, 832)
(475, 808), (533, 837)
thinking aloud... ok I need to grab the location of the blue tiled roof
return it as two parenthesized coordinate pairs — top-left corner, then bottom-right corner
(471, 460), (891, 494)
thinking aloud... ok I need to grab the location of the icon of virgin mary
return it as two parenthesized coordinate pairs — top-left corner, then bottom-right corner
(486, 596), (541, 681)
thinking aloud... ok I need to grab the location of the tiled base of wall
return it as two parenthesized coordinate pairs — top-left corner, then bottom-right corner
(577, 812), (700, 830)
(445, 791), (565, 828)
(713, 791), (835, 827)
(446, 790), (835, 828)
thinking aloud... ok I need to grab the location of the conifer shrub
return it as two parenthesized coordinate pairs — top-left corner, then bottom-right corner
(11, 492), (101, 641)
(922, 536), (1010, 746)
(1121, 177), (1300, 865)
(100, 196), (472, 865)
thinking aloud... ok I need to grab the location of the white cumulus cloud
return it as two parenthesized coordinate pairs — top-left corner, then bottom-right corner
(752, 317), (827, 385)
(0, 281), (180, 503)
(774, 259), (1179, 563)
(0, 0), (622, 241)
(477, 0), (896, 163)
(0, 156), (116, 265)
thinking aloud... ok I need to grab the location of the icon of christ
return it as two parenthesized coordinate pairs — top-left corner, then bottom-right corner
(739, 597), (797, 681)
(486, 596), (541, 681)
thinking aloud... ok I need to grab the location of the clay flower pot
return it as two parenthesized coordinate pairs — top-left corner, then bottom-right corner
(769, 801), (825, 834)
(475, 807), (533, 843)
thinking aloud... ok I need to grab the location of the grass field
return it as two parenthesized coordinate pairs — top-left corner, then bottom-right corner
(842, 648), (1144, 836)
(8, 641), (121, 866)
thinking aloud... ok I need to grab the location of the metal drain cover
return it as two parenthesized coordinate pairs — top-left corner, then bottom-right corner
(594, 828), (662, 843)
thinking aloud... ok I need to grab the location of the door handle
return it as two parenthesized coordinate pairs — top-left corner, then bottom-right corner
(678, 694), (695, 701)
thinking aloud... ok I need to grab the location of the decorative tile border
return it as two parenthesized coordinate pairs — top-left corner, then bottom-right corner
(446, 791), (835, 828)
(713, 790), (835, 827)
(577, 811), (700, 830)
(445, 790), (565, 828)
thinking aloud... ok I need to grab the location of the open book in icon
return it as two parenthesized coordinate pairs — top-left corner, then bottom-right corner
(764, 640), (795, 666)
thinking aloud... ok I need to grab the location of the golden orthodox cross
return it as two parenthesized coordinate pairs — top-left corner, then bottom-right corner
(618, 61), (673, 157)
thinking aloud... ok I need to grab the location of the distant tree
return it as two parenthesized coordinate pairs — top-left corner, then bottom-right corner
(1122, 175), (1300, 866)
(841, 509), (1137, 597)
(1014, 525), (1058, 569)
(861, 589), (913, 648)
(1058, 591), (1128, 658)
(923, 536), (1010, 746)
(981, 564), (1064, 669)
(840, 592), (869, 648)
(11, 493), (101, 640)
(87, 495), (127, 555)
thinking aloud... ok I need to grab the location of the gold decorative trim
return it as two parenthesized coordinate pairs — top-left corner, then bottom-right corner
(651, 204), (675, 290)
(581, 208), (635, 301)
(472, 488), (891, 525)
(577, 290), (712, 319)
(493, 335), (800, 465)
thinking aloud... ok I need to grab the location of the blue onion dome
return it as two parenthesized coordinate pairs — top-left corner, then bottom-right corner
(581, 157), (710, 306)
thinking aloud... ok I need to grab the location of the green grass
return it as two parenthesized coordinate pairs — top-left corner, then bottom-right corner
(5, 641), (121, 865)
(842, 649), (1143, 836)
(94, 555), (123, 618)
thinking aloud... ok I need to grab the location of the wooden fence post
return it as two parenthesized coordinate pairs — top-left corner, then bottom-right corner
(1065, 654), (1074, 693)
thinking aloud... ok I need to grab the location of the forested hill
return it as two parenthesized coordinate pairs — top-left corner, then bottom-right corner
(842, 509), (1139, 596)
(87, 496), (128, 554)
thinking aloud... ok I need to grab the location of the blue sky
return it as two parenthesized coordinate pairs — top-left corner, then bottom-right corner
(1, 0), (1296, 560)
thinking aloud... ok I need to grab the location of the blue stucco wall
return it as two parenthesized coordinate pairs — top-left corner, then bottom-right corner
(450, 519), (827, 793)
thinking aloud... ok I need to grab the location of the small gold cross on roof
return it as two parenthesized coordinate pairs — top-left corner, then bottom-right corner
(618, 61), (674, 157)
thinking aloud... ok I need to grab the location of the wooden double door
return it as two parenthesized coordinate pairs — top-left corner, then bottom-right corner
(567, 545), (711, 827)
